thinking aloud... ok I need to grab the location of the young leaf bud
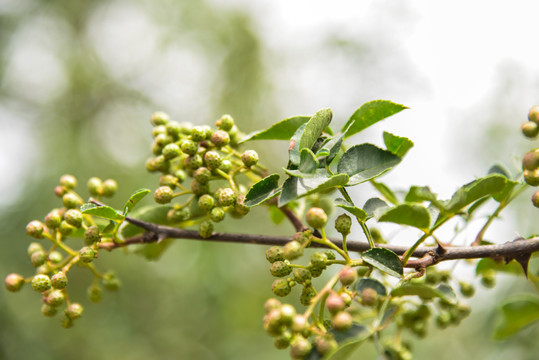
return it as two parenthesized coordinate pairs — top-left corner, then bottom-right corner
(305, 207), (328, 229)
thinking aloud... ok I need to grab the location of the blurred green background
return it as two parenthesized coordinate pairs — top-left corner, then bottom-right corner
(1, 1), (539, 359)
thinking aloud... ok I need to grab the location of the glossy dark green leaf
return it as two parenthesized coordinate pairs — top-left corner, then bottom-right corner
(278, 171), (349, 207)
(361, 248), (403, 278)
(337, 144), (401, 186)
(335, 198), (367, 221)
(119, 205), (173, 239)
(378, 204), (431, 230)
(240, 115), (310, 143)
(445, 174), (507, 213)
(355, 277), (387, 296)
(487, 164), (517, 203)
(383, 132), (414, 157)
(363, 198), (389, 218)
(475, 258), (524, 276)
(493, 295), (539, 340)
(80, 203), (125, 222)
(288, 123), (307, 166)
(299, 108), (333, 152)
(244, 174), (281, 207)
(123, 188), (151, 215)
(342, 100), (408, 138)
(391, 283), (457, 304)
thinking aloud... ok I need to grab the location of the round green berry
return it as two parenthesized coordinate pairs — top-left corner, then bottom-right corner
(51, 272), (68, 289)
(209, 207), (225, 222)
(241, 150), (259, 167)
(218, 188), (236, 206)
(44, 210), (62, 229)
(283, 240), (303, 260)
(198, 194), (215, 212)
(26, 220), (44, 239)
(174, 169), (187, 183)
(27, 242), (43, 256)
(87, 285), (103, 303)
(270, 261), (292, 277)
(154, 186), (174, 204)
(194, 167), (212, 184)
(152, 125), (167, 138)
(300, 285), (316, 305)
(211, 130), (230, 147)
(48, 251), (63, 264)
(524, 169), (539, 186)
(191, 180), (210, 196)
(263, 309), (284, 336)
(87, 177), (103, 196)
(59, 174), (77, 189)
(152, 155), (170, 173)
(271, 278), (291, 297)
(145, 157), (158, 172)
(167, 207), (190, 223)
(264, 298), (282, 314)
(532, 191), (539, 208)
(324, 250), (336, 261)
(480, 269), (496, 288)
(64, 209), (83, 228)
(151, 140), (163, 156)
(41, 303), (58, 317)
(266, 246), (284, 263)
(31, 250), (46, 267)
(292, 230), (312, 245)
(459, 281), (475, 298)
(191, 126), (207, 142)
(204, 151), (222, 170)
(339, 266), (357, 286)
(199, 220), (214, 239)
(54, 185), (67, 197)
(79, 246), (95, 264)
(166, 121), (182, 138)
(102, 272), (121, 291)
(292, 268), (311, 285)
(66, 303), (84, 319)
(161, 143), (180, 160)
(522, 121), (539, 138)
(216, 114), (234, 131)
(290, 336), (312, 359)
(4, 273), (25, 292)
(159, 174), (177, 189)
(151, 111), (170, 126)
(311, 252), (328, 268)
(335, 214), (352, 235)
(332, 311), (353, 331)
(85, 226), (101, 245)
(184, 154), (203, 170)
(46, 289), (65, 307)
(154, 133), (173, 147)
(274, 332), (292, 350)
(219, 159), (232, 173)
(314, 336), (338, 356)
(31, 274), (51, 292)
(309, 266), (324, 278)
(62, 193), (83, 209)
(306, 207), (328, 229)
(60, 314), (75, 329)
(101, 179), (118, 197)
(291, 314), (308, 333)
(279, 304), (296, 325)
(529, 106), (539, 124)
(181, 139), (198, 156)
(522, 150), (539, 171)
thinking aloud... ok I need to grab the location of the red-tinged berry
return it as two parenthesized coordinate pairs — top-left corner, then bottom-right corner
(266, 246), (284, 263)
(59, 174), (77, 189)
(305, 207), (328, 229)
(26, 220), (44, 239)
(154, 186), (174, 204)
(241, 150), (259, 167)
(532, 190), (539, 208)
(151, 111), (170, 126)
(211, 130), (230, 148)
(44, 210), (62, 229)
(216, 114), (234, 131)
(264, 298), (282, 314)
(326, 292), (346, 314)
(54, 185), (67, 197)
(360, 288), (378, 306)
(289, 336), (312, 359)
(529, 105), (539, 124)
(31, 274), (51, 292)
(339, 266), (357, 286)
(522, 121), (539, 138)
(194, 167), (212, 184)
(4, 273), (25, 292)
(87, 177), (103, 196)
(199, 220), (214, 239)
(335, 213), (352, 235)
(270, 261), (292, 277)
(51, 272), (68, 289)
(64, 209), (83, 228)
(180, 139), (198, 156)
(272, 278), (291, 297)
(332, 311), (353, 331)
(218, 188), (236, 206)
(102, 179), (118, 197)
(522, 150), (539, 171)
(46, 289), (65, 307)
(66, 303), (84, 319)
(79, 246), (96, 264)
(314, 336), (338, 356)
(204, 151), (222, 170)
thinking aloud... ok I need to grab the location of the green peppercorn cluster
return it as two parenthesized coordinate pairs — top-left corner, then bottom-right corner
(521, 106), (539, 208)
(5, 174), (123, 327)
(145, 111), (263, 238)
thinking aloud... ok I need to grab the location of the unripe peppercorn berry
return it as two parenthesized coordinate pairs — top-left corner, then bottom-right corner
(524, 169), (539, 186)
(216, 114), (234, 131)
(292, 268), (311, 285)
(532, 190), (539, 208)
(283, 240), (303, 260)
(64, 209), (83, 228)
(326, 293), (346, 314)
(270, 261), (292, 277)
(31, 250), (46, 267)
(54, 185), (67, 197)
(167, 207), (190, 223)
(158, 175), (177, 190)
(87, 285), (103, 303)
(199, 220), (213, 239)
(306, 207), (328, 229)
(102, 179), (118, 197)
(265, 298), (282, 314)
(522, 121), (539, 138)
(459, 281), (475, 298)
(266, 246), (284, 263)
(87, 177), (103, 196)
(151, 111), (170, 126)
(58, 221), (74, 236)
(335, 213), (352, 235)
(27, 242), (43, 256)
(210, 207), (225, 222)
(211, 130), (230, 147)
(332, 311), (353, 331)
(314, 336), (338, 356)
(219, 159), (233, 173)
(51, 272), (68, 289)
(522, 150), (539, 171)
(31, 274), (51, 292)
(194, 167), (212, 184)
(204, 150), (222, 170)
(152, 125), (167, 138)
(180, 139), (198, 156)
(529, 105), (539, 124)
(309, 266), (324, 278)
(300, 286), (316, 305)
(102, 272), (121, 291)
(79, 246), (95, 263)
(290, 336), (312, 359)
(41, 304), (58, 317)
(44, 210), (62, 229)
(154, 133), (173, 147)
(26, 220), (44, 238)
(152, 155), (170, 173)
(291, 314), (308, 333)
(62, 193), (83, 209)
(274, 333), (292, 350)
(279, 304), (296, 325)
(174, 169), (187, 183)
(360, 288), (378, 306)
(272, 278), (291, 297)
(60, 314), (74, 329)
(339, 266), (358, 286)
(166, 121), (182, 138)
(241, 150), (259, 167)
(190, 180), (210, 196)
(48, 251), (63, 264)
(154, 186), (174, 204)
(46, 289), (65, 307)
(198, 194), (215, 212)
(66, 303), (84, 319)
(480, 269), (496, 288)
(311, 252), (328, 268)
(85, 226), (101, 245)
(59, 174), (77, 189)
(184, 154), (203, 170)
(191, 126), (207, 142)
(4, 273), (25, 292)
(218, 188), (236, 206)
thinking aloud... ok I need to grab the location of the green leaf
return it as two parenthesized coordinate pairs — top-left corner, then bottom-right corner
(288, 123), (307, 166)
(391, 283), (457, 304)
(378, 204), (431, 230)
(80, 203), (125, 222)
(337, 144), (401, 186)
(370, 180), (399, 205)
(299, 108), (333, 152)
(445, 174), (507, 213)
(317, 126), (351, 165)
(240, 115), (310, 143)
(355, 277), (387, 296)
(475, 258), (524, 276)
(361, 248), (403, 278)
(119, 205), (173, 239)
(278, 171), (349, 207)
(269, 205), (286, 225)
(404, 186), (437, 203)
(363, 198), (389, 218)
(123, 188), (151, 215)
(383, 132), (414, 157)
(298, 148), (319, 174)
(488, 164), (512, 179)
(335, 198), (367, 221)
(342, 100), (408, 138)
(493, 295), (539, 340)
(244, 174), (281, 207)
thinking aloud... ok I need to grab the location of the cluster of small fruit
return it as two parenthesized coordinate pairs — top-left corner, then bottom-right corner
(521, 106), (539, 207)
(4, 175), (121, 328)
(145, 112), (263, 237)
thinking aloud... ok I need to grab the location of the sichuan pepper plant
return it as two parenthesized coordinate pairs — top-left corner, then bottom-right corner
(5, 101), (539, 359)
